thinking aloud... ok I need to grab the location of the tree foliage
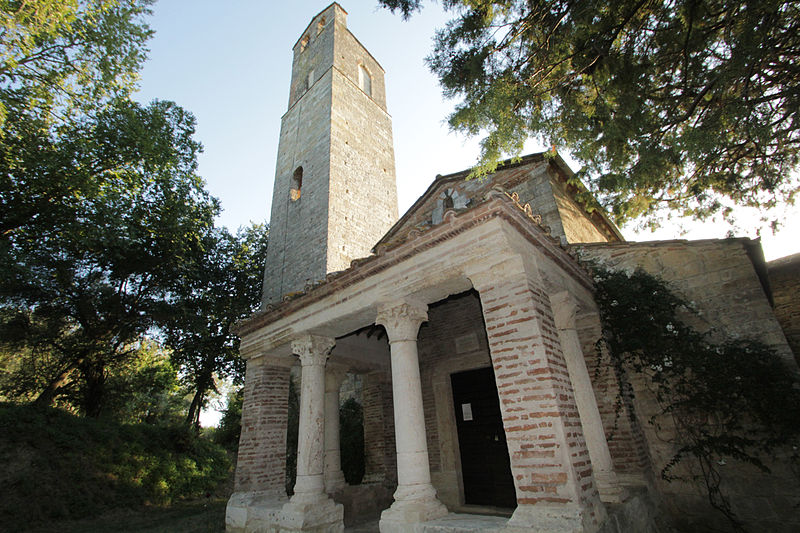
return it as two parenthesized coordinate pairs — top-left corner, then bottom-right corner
(0, 0), (153, 128)
(339, 397), (365, 485)
(162, 223), (269, 430)
(380, 0), (800, 227)
(0, 98), (218, 417)
(593, 267), (800, 530)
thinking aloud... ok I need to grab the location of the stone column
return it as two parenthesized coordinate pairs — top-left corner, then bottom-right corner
(469, 259), (606, 533)
(550, 291), (627, 504)
(279, 335), (344, 532)
(376, 300), (448, 531)
(324, 363), (348, 493)
(226, 354), (294, 533)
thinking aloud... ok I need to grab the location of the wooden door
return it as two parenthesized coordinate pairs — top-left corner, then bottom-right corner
(451, 366), (516, 509)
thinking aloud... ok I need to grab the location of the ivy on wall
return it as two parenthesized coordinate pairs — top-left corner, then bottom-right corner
(592, 268), (800, 531)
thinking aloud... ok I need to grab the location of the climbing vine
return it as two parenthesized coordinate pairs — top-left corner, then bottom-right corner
(592, 268), (800, 531)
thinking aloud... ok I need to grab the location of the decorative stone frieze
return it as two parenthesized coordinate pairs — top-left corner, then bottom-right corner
(376, 300), (428, 343)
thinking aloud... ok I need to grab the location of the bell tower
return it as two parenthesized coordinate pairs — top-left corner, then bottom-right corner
(261, 2), (398, 306)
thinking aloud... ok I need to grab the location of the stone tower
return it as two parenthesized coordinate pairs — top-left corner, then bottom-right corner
(261, 3), (398, 306)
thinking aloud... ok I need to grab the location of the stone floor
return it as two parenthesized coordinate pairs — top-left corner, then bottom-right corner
(344, 513), (509, 532)
(345, 519), (380, 532)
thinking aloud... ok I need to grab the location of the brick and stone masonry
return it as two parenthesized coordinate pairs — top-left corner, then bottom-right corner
(234, 357), (293, 498)
(470, 257), (606, 531)
(261, 3), (398, 306)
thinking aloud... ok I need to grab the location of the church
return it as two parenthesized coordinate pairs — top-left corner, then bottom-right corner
(226, 4), (799, 532)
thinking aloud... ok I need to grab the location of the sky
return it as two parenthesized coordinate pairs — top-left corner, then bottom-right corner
(132, 1), (799, 426)
(134, 1), (799, 264)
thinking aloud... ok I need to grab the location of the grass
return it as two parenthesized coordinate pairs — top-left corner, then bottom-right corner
(24, 498), (227, 533)
(0, 404), (232, 532)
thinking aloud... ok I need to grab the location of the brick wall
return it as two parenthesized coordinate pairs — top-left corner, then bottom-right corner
(575, 313), (652, 481)
(417, 291), (492, 474)
(479, 272), (598, 510)
(235, 360), (291, 496)
(362, 370), (396, 483)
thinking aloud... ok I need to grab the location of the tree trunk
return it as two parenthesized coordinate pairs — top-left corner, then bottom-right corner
(186, 386), (205, 430)
(32, 368), (73, 407)
(81, 360), (106, 418)
(186, 368), (216, 431)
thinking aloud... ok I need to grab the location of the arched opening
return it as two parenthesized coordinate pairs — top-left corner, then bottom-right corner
(316, 17), (325, 35)
(291, 166), (303, 201)
(299, 35), (309, 52)
(307, 69), (315, 91)
(358, 64), (372, 97)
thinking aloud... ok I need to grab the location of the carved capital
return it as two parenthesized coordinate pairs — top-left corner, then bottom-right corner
(375, 300), (428, 343)
(291, 334), (335, 367)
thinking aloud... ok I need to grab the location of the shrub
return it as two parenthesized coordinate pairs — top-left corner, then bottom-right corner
(0, 404), (231, 531)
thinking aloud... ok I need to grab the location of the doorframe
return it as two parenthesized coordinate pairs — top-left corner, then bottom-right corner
(430, 355), (500, 509)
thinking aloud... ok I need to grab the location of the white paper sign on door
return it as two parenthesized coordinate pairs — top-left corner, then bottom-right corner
(462, 403), (473, 421)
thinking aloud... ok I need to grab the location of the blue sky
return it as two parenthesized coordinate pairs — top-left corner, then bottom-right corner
(134, 0), (799, 261)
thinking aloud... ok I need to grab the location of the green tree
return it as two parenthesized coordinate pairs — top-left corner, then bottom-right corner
(380, 0), (800, 227)
(0, 0), (153, 128)
(102, 339), (186, 424)
(339, 397), (365, 485)
(0, 98), (217, 417)
(214, 386), (243, 450)
(162, 223), (268, 430)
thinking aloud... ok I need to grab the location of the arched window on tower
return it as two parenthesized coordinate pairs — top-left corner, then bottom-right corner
(358, 64), (372, 97)
(291, 166), (303, 201)
(307, 69), (315, 91)
(316, 17), (325, 35)
(299, 35), (309, 53)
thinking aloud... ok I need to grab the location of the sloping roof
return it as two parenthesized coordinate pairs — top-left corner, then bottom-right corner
(236, 186), (591, 338)
(374, 152), (623, 252)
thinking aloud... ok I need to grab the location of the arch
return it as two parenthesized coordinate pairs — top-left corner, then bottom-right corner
(358, 64), (372, 97)
(291, 166), (303, 201)
(307, 69), (315, 91)
(316, 17), (326, 35)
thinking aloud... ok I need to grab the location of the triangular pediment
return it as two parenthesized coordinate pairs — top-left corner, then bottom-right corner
(375, 152), (623, 253)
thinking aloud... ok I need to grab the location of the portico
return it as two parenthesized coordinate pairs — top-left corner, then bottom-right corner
(227, 189), (626, 532)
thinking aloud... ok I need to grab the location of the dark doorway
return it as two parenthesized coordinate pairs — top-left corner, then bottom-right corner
(451, 366), (517, 509)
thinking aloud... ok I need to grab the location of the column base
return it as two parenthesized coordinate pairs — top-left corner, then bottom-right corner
(503, 503), (604, 533)
(594, 471), (629, 504)
(324, 470), (347, 493)
(379, 485), (448, 532)
(278, 493), (344, 532)
(226, 490), (287, 533)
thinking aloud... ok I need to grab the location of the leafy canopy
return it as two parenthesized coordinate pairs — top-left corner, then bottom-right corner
(162, 223), (269, 429)
(0, 0), (153, 127)
(380, 0), (800, 227)
(0, 98), (218, 417)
